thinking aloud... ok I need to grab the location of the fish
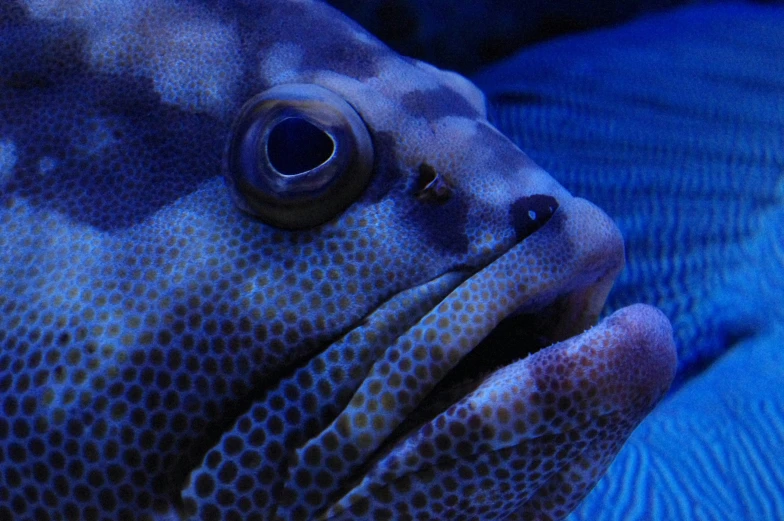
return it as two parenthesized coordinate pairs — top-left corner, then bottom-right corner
(473, 2), (784, 519)
(0, 1), (676, 520)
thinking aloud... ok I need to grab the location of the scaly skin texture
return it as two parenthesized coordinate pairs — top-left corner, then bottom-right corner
(0, 1), (675, 520)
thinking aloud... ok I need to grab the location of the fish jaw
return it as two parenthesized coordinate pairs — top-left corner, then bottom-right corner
(324, 304), (677, 521)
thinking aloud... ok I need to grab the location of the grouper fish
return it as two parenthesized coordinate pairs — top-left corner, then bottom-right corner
(0, 1), (676, 520)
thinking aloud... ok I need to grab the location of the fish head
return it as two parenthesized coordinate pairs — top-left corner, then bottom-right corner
(0, 1), (676, 520)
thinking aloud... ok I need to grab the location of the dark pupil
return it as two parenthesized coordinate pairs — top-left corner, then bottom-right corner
(267, 117), (334, 175)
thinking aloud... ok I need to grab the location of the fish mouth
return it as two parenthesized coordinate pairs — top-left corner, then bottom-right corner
(312, 197), (676, 520)
(346, 194), (627, 448)
(322, 304), (676, 521)
(386, 294), (583, 439)
(305, 197), (627, 505)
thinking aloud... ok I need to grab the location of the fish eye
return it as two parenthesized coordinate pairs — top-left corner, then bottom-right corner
(224, 83), (374, 229)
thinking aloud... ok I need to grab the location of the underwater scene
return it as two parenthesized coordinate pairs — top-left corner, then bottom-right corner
(1, 0), (782, 520)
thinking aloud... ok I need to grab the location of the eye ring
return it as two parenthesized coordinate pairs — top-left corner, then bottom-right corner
(224, 83), (374, 229)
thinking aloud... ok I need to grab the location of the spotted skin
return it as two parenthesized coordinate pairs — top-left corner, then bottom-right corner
(0, 1), (675, 520)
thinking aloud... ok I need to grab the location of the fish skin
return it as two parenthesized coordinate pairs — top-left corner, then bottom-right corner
(0, 1), (675, 520)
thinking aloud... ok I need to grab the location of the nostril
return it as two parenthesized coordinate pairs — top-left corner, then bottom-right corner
(415, 163), (452, 203)
(509, 194), (558, 242)
(415, 163), (437, 190)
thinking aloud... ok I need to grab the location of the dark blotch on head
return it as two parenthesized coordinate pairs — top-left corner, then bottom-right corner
(510, 194), (558, 242)
(401, 87), (480, 121)
(301, 38), (381, 81)
(278, 2), (384, 81)
(2, 71), (223, 231)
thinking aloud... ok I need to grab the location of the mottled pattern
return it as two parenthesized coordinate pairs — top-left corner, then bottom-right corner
(474, 2), (784, 519)
(0, 1), (676, 520)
